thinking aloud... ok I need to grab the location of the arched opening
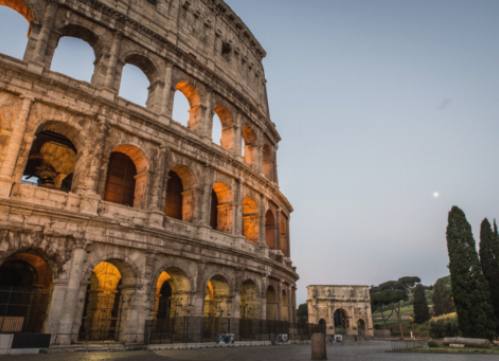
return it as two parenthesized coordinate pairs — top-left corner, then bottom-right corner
(50, 36), (96, 82)
(0, 2), (31, 60)
(154, 269), (191, 320)
(280, 213), (289, 256)
(262, 144), (274, 180)
(239, 280), (260, 340)
(210, 182), (233, 233)
(0, 251), (52, 333)
(103, 145), (149, 208)
(165, 166), (194, 222)
(104, 153), (137, 207)
(165, 171), (183, 220)
(318, 319), (326, 334)
(240, 280), (259, 320)
(357, 319), (366, 337)
(118, 54), (157, 107)
(22, 129), (77, 192)
(241, 125), (257, 166)
(79, 260), (135, 341)
(172, 81), (200, 128)
(242, 197), (259, 243)
(119, 64), (150, 106)
(280, 289), (289, 321)
(212, 104), (233, 150)
(265, 210), (276, 249)
(266, 286), (277, 321)
(212, 114), (223, 146)
(333, 309), (348, 335)
(203, 276), (231, 318)
(202, 275), (231, 339)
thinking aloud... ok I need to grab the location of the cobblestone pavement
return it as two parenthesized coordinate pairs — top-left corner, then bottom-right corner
(1, 342), (499, 361)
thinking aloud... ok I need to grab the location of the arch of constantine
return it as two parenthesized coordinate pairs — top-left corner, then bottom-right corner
(307, 285), (374, 338)
(0, 0), (297, 345)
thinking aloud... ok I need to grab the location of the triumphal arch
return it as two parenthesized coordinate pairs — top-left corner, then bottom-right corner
(0, 0), (297, 346)
(307, 285), (374, 338)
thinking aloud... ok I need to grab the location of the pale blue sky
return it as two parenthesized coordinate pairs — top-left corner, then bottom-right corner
(1, 1), (499, 303)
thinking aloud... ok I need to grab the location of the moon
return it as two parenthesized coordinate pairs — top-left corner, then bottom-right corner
(433, 192), (440, 199)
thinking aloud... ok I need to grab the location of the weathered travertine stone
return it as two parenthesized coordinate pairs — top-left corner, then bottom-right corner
(0, 0), (297, 346)
(307, 285), (374, 338)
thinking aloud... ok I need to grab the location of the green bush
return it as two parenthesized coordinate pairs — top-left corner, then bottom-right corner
(430, 318), (460, 339)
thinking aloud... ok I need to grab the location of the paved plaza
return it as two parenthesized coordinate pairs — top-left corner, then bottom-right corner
(1, 342), (498, 361)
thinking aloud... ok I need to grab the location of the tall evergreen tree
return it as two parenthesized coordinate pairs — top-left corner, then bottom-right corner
(446, 206), (496, 339)
(479, 218), (499, 333)
(413, 284), (430, 324)
(432, 276), (455, 316)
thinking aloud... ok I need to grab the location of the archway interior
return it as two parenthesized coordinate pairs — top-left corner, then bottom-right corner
(165, 171), (184, 220)
(50, 36), (95, 82)
(0, 252), (52, 332)
(119, 63), (150, 106)
(22, 130), (77, 192)
(210, 182), (232, 233)
(357, 319), (366, 336)
(0, 3), (30, 59)
(266, 286), (277, 321)
(172, 81), (200, 128)
(240, 280), (259, 320)
(79, 261), (123, 341)
(203, 276), (230, 318)
(265, 210), (276, 249)
(104, 152), (137, 207)
(333, 309), (347, 335)
(280, 289), (289, 321)
(242, 197), (259, 243)
(154, 269), (190, 320)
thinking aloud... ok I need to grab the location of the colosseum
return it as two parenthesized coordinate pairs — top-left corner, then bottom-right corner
(0, 0), (297, 346)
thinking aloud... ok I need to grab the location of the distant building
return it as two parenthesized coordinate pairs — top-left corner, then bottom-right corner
(307, 285), (374, 337)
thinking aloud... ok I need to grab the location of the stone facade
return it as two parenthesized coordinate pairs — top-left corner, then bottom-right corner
(307, 285), (374, 338)
(0, 0), (297, 345)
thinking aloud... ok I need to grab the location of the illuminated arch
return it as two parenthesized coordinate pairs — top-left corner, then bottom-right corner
(173, 81), (201, 128)
(242, 196), (259, 243)
(210, 182), (233, 233)
(265, 209), (276, 249)
(0, 250), (52, 333)
(241, 125), (257, 166)
(104, 144), (149, 208)
(203, 275), (231, 318)
(0, 0), (33, 22)
(266, 286), (277, 321)
(165, 165), (195, 222)
(212, 103), (234, 150)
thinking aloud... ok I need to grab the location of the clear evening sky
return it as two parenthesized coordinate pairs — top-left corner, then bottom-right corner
(1, 1), (499, 304)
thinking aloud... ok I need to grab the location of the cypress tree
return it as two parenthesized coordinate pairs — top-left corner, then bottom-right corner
(432, 276), (455, 316)
(413, 284), (430, 324)
(479, 218), (499, 333)
(446, 206), (496, 339)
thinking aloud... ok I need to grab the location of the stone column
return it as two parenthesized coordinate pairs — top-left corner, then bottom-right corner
(0, 97), (33, 198)
(54, 248), (87, 345)
(197, 92), (214, 140)
(232, 114), (243, 159)
(24, 2), (57, 72)
(195, 167), (214, 226)
(149, 146), (167, 228)
(232, 179), (243, 236)
(96, 31), (122, 99)
(159, 62), (174, 124)
(258, 194), (266, 247)
(275, 209), (282, 252)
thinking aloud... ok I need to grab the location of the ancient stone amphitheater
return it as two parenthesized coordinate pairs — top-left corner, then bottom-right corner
(0, 0), (297, 346)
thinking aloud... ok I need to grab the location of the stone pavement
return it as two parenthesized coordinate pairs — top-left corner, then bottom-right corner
(1, 342), (499, 361)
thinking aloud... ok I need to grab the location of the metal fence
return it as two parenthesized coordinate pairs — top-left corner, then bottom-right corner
(0, 288), (50, 333)
(145, 317), (320, 344)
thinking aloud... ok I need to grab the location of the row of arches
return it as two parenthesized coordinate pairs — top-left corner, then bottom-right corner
(20, 123), (289, 252)
(0, 3), (276, 179)
(0, 250), (293, 341)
